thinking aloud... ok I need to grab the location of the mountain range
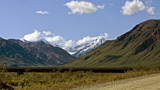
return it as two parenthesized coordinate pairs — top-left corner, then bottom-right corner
(0, 38), (75, 67)
(64, 19), (160, 67)
(22, 35), (107, 57)
(1, 19), (160, 67)
(0, 32), (107, 67)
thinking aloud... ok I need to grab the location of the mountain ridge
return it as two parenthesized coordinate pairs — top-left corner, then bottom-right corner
(0, 38), (75, 67)
(64, 19), (160, 67)
(21, 35), (107, 57)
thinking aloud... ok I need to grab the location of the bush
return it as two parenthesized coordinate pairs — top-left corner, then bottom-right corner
(0, 67), (160, 89)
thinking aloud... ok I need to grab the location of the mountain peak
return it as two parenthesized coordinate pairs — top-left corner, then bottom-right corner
(117, 19), (160, 42)
(116, 19), (160, 54)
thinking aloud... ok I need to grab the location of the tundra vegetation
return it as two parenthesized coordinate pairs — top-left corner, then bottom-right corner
(0, 66), (160, 90)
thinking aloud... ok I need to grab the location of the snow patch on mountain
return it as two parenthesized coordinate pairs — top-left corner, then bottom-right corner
(68, 35), (107, 57)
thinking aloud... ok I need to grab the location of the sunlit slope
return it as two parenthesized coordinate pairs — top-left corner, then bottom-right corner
(64, 20), (160, 67)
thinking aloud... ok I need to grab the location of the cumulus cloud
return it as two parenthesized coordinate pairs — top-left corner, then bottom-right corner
(121, 0), (145, 15)
(77, 36), (96, 45)
(22, 30), (109, 52)
(121, 0), (155, 15)
(64, 40), (75, 50)
(36, 11), (49, 15)
(64, 1), (105, 15)
(44, 36), (66, 47)
(22, 30), (67, 47)
(146, 7), (155, 15)
(77, 33), (108, 45)
(23, 30), (41, 42)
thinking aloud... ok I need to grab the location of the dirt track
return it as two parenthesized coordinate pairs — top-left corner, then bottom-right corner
(71, 73), (160, 90)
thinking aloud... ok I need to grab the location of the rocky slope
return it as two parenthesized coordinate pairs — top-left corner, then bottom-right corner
(0, 38), (75, 67)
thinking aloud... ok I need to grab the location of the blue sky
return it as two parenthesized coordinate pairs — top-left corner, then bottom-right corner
(0, 0), (159, 41)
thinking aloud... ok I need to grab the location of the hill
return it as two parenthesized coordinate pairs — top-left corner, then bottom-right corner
(0, 38), (75, 67)
(64, 19), (160, 67)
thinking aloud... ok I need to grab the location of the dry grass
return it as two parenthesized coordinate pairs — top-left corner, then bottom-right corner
(0, 67), (160, 90)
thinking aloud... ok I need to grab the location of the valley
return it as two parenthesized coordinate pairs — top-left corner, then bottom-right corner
(0, 0), (160, 89)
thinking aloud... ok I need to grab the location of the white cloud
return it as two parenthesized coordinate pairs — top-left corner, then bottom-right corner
(44, 36), (65, 46)
(43, 31), (52, 36)
(97, 4), (105, 9)
(22, 30), (108, 52)
(22, 30), (66, 47)
(64, 40), (75, 50)
(36, 11), (49, 15)
(146, 7), (155, 15)
(77, 33), (108, 45)
(121, 0), (155, 15)
(64, 1), (105, 15)
(77, 36), (97, 45)
(121, 0), (145, 15)
(23, 30), (41, 42)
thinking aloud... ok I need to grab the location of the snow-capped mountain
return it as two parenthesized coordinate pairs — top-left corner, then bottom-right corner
(21, 32), (108, 57)
(22, 36), (107, 57)
(68, 36), (106, 57)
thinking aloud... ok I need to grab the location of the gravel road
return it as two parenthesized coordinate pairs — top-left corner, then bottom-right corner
(71, 73), (160, 90)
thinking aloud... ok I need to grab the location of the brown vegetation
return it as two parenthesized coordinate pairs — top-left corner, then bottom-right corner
(0, 66), (160, 90)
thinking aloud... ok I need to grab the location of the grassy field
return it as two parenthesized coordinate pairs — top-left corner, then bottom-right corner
(0, 67), (160, 90)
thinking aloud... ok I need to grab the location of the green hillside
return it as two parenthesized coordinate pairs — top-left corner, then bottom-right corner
(64, 19), (160, 67)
